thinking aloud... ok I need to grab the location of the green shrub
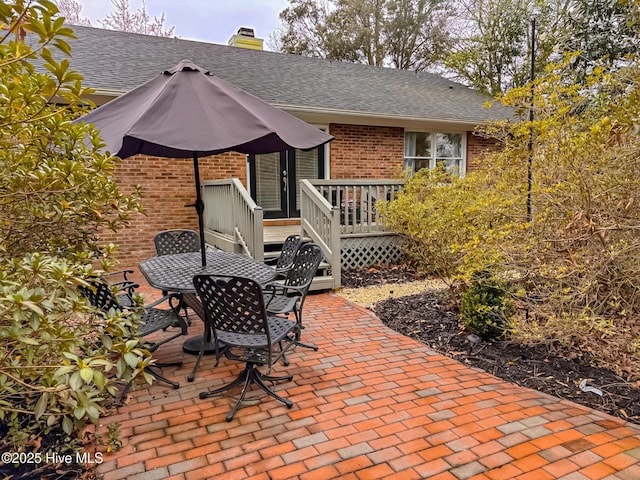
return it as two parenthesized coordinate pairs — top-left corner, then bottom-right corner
(459, 273), (513, 340)
(0, 1), (144, 453)
(0, 254), (151, 452)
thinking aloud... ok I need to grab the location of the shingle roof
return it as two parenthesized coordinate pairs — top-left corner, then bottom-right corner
(67, 25), (510, 125)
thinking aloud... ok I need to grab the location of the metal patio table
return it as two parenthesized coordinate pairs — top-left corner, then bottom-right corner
(139, 250), (276, 355)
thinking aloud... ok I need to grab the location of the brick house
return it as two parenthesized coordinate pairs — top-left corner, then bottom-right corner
(67, 26), (510, 272)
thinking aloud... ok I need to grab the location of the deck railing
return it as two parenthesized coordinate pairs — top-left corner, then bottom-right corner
(301, 179), (405, 285)
(310, 179), (405, 235)
(201, 177), (405, 288)
(300, 180), (341, 287)
(201, 178), (264, 259)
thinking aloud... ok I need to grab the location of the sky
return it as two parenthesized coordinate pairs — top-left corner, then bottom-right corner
(74, 0), (291, 49)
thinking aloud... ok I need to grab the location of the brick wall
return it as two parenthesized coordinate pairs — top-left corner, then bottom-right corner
(467, 132), (502, 172)
(328, 125), (501, 177)
(102, 151), (246, 267)
(329, 124), (405, 178)
(105, 126), (501, 268)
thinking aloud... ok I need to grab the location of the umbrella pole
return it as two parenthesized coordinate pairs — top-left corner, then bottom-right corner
(193, 153), (207, 267)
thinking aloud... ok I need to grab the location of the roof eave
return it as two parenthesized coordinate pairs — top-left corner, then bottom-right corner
(87, 90), (500, 130)
(276, 104), (496, 130)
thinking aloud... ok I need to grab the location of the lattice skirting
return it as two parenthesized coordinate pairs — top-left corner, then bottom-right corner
(340, 235), (405, 269)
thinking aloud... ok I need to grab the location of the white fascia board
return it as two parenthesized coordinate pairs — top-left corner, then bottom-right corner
(275, 104), (489, 131)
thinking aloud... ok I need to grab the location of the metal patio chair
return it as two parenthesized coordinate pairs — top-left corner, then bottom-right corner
(193, 275), (297, 422)
(154, 229), (201, 256)
(263, 234), (303, 278)
(106, 269), (138, 308)
(154, 229), (201, 322)
(81, 280), (188, 400)
(263, 243), (323, 354)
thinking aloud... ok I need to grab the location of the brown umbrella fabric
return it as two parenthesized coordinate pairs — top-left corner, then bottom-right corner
(76, 60), (334, 265)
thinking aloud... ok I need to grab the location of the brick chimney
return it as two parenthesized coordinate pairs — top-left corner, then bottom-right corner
(228, 27), (263, 51)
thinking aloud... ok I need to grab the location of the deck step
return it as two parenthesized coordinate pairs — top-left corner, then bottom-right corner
(264, 236), (311, 249)
(310, 275), (334, 292)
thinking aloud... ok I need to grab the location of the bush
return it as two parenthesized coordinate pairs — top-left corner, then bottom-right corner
(376, 165), (512, 288)
(0, 254), (150, 451)
(380, 58), (640, 377)
(0, 1), (145, 454)
(459, 273), (513, 340)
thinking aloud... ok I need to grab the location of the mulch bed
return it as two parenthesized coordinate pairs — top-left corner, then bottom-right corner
(0, 422), (94, 480)
(342, 266), (640, 426)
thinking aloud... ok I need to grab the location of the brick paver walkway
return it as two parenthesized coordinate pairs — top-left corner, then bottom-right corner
(96, 277), (640, 480)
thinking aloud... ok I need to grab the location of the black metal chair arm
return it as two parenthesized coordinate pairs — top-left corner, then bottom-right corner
(107, 269), (134, 279)
(143, 293), (182, 310)
(264, 281), (306, 295)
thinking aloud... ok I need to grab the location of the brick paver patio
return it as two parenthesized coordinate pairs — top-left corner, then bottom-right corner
(96, 275), (640, 480)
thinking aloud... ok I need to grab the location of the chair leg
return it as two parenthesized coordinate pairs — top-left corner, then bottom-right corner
(260, 372), (293, 383)
(278, 340), (290, 367)
(114, 362), (181, 405)
(187, 348), (204, 382)
(145, 365), (180, 389)
(198, 362), (293, 421)
(188, 329), (223, 382)
(199, 369), (248, 399)
(254, 374), (293, 407)
(293, 308), (318, 351)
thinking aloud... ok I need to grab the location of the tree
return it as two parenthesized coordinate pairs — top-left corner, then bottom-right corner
(100, 0), (175, 37)
(277, 0), (451, 70)
(443, 0), (640, 96)
(443, 0), (571, 96)
(0, 0), (146, 453)
(55, 0), (91, 26)
(563, 0), (640, 76)
(385, 0), (451, 70)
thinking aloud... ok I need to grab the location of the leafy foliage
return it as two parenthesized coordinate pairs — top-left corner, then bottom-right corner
(459, 272), (513, 340)
(276, 0), (451, 70)
(381, 60), (640, 377)
(0, 0), (145, 452)
(564, 0), (640, 77)
(0, 255), (150, 448)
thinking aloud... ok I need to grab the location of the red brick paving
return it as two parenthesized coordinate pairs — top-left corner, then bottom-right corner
(95, 272), (640, 479)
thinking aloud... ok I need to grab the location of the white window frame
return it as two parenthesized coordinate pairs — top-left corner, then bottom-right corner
(404, 131), (467, 175)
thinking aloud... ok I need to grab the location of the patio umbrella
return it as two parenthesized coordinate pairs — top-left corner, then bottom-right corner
(75, 60), (334, 266)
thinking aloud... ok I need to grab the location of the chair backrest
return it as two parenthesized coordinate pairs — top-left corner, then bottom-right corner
(81, 280), (122, 312)
(275, 234), (303, 271)
(154, 229), (200, 256)
(193, 275), (271, 341)
(284, 243), (324, 290)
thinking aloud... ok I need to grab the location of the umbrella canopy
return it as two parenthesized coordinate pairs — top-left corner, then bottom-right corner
(76, 60), (334, 265)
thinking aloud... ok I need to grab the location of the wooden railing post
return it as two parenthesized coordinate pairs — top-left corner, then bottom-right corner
(252, 205), (264, 260)
(329, 202), (341, 289)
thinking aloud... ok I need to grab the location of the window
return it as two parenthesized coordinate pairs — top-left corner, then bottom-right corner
(404, 131), (465, 174)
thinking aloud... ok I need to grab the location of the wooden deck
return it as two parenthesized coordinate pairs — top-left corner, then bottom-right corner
(263, 224), (302, 245)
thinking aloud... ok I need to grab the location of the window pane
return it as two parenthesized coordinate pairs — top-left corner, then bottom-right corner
(295, 148), (319, 210)
(436, 133), (461, 158)
(255, 152), (281, 211)
(403, 158), (414, 171)
(405, 132), (430, 157)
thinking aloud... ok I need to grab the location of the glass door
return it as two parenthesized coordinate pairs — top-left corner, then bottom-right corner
(249, 146), (325, 219)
